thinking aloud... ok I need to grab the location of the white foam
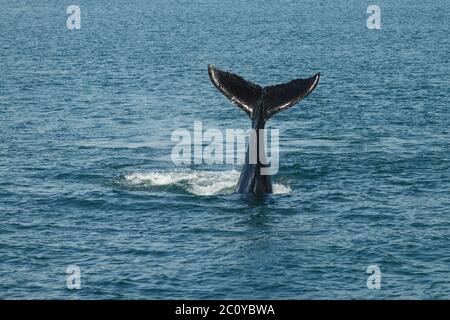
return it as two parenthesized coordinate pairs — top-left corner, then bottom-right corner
(272, 183), (293, 194)
(124, 169), (292, 196)
(125, 171), (195, 186)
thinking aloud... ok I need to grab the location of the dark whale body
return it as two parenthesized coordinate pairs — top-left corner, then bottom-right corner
(208, 65), (320, 193)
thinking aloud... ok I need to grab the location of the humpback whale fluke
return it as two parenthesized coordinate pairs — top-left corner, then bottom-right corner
(208, 64), (320, 193)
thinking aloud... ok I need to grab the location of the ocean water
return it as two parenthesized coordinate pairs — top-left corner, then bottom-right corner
(1, 0), (449, 299)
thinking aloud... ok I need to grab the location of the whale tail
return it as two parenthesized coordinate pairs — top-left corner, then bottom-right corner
(208, 64), (320, 120)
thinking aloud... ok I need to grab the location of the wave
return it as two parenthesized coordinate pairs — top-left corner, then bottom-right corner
(123, 169), (292, 196)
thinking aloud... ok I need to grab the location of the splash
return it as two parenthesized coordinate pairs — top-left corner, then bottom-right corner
(272, 183), (292, 194)
(123, 170), (292, 196)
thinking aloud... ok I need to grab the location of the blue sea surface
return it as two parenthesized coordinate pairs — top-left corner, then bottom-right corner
(1, 0), (449, 299)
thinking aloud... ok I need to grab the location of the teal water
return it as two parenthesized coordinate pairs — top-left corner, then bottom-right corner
(1, 0), (449, 299)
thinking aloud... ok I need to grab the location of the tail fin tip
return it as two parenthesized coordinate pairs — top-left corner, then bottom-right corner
(207, 64), (262, 117)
